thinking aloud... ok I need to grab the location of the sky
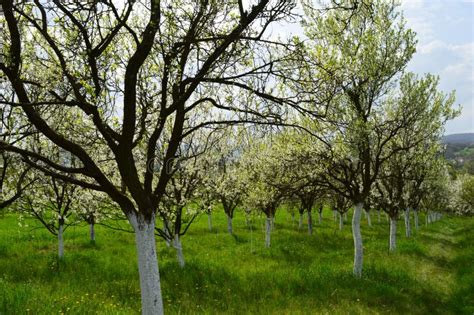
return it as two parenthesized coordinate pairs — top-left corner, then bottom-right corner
(400, 0), (474, 135)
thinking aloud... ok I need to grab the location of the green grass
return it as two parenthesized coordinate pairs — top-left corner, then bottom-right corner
(0, 209), (473, 314)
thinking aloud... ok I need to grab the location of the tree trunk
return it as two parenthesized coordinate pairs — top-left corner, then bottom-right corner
(377, 210), (381, 223)
(307, 210), (313, 235)
(318, 211), (322, 225)
(207, 213), (212, 232)
(343, 212), (348, 222)
(227, 215), (233, 235)
(339, 213), (344, 230)
(265, 217), (272, 247)
(405, 208), (411, 238)
(299, 213), (303, 229)
(352, 203), (364, 278)
(389, 216), (397, 252)
(333, 210), (337, 222)
(163, 219), (171, 247)
(291, 213), (295, 225)
(367, 211), (372, 227)
(89, 223), (95, 242)
(58, 223), (64, 259)
(129, 213), (164, 315)
(173, 234), (185, 268)
(414, 210), (419, 230)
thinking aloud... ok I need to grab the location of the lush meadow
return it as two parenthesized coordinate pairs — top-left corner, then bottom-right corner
(1, 209), (472, 314)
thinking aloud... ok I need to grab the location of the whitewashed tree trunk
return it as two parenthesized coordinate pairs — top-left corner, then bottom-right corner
(58, 223), (64, 259)
(307, 210), (313, 235)
(299, 213), (303, 229)
(352, 203), (364, 278)
(414, 210), (419, 230)
(377, 210), (381, 223)
(405, 208), (411, 238)
(318, 212), (322, 225)
(207, 213), (212, 232)
(389, 216), (397, 252)
(367, 211), (372, 227)
(89, 223), (95, 242)
(339, 213), (344, 230)
(265, 217), (272, 247)
(333, 210), (337, 222)
(129, 213), (164, 315)
(173, 234), (185, 268)
(227, 215), (233, 234)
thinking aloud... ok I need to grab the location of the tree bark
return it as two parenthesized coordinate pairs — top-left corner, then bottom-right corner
(89, 223), (95, 242)
(333, 210), (337, 222)
(377, 210), (381, 223)
(414, 209), (419, 230)
(318, 211), (322, 225)
(173, 234), (185, 268)
(227, 215), (233, 234)
(265, 217), (272, 247)
(129, 213), (164, 315)
(307, 210), (313, 235)
(405, 208), (411, 238)
(389, 216), (397, 252)
(299, 213), (303, 229)
(352, 203), (364, 278)
(163, 219), (171, 247)
(339, 213), (344, 230)
(207, 213), (212, 232)
(367, 211), (372, 227)
(58, 223), (64, 259)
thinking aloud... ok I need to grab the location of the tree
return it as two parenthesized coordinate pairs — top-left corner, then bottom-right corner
(302, 0), (432, 277)
(19, 174), (80, 258)
(0, 1), (300, 312)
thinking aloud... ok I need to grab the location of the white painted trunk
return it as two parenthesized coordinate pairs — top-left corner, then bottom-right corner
(377, 210), (381, 223)
(173, 234), (185, 268)
(414, 210), (419, 230)
(339, 213), (344, 230)
(129, 213), (164, 315)
(405, 208), (411, 238)
(318, 212), (322, 225)
(352, 203), (364, 278)
(265, 217), (272, 247)
(227, 215), (233, 234)
(307, 210), (313, 235)
(333, 210), (337, 222)
(207, 213), (212, 231)
(367, 211), (372, 227)
(58, 224), (64, 259)
(299, 214), (303, 229)
(389, 217), (397, 252)
(89, 223), (95, 242)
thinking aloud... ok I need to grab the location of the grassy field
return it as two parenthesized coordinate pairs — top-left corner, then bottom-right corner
(0, 208), (473, 314)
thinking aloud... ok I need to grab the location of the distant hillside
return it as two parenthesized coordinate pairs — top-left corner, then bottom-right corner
(443, 133), (474, 173)
(442, 133), (474, 145)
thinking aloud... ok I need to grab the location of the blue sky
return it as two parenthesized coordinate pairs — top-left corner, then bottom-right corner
(400, 0), (473, 134)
